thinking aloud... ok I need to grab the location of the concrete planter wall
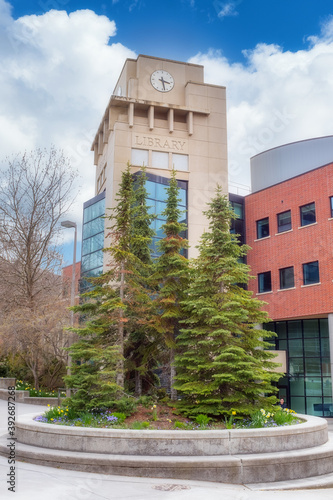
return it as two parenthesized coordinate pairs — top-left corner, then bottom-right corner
(16, 413), (326, 456)
(1, 413), (333, 484)
(0, 378), (63, 406)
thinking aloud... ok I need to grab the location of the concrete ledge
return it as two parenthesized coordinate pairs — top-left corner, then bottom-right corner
(0, 378), (15, 389)
(0, 388), (62, 406)
(15, 413), (327, 456)
(1, 432), (333, 484)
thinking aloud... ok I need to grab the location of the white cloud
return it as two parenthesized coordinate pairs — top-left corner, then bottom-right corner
(0, 0), (136, 253)
(189, 17), (333, 192)
(2, 0), (333, 230)
(217, 1), (240, 19)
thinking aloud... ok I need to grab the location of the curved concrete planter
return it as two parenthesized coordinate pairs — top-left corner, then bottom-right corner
(1, 413), (332, 484)
(16, 413), (326, 456)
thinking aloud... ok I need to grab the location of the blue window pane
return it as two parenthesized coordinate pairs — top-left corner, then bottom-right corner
(156, 201), (167, 219)
(178, 188), (187, 206)
(83, 218), (104, 239)
(178, 209), (187, 223)
(84, 199), (105, 223)
(146, 181), (156, 199)
(81, 251), (104, 273)
(156, 183), (168, 201)
(147, 202), (156, 215)
(82, 266), (103, 278)
(155, 219), (165, 238)
(82, 233), (104, 256)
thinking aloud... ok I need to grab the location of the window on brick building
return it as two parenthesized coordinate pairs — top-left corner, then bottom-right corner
(258, 271), (272, 293)
(256, 217), (269, 239)
(279, 266), (295, 289)
(303, 261), (319, 285)
(330, 197), (333, 218)
(277, 210), (292, 233)
(300, 202), (316, 226)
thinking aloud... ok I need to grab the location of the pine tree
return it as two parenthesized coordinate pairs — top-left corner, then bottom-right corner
(65, 166), (158, 408)
(65, 165), (136, 409)
(174, 188), (280, 417)
(64, 291), (123, 411)
(152, 170), (189, 400)
(125, 168), (159, 395)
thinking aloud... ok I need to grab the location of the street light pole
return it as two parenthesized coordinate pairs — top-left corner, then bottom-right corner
(61, 220), (78, 397)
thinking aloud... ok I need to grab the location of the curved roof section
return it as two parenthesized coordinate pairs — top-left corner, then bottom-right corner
(250, 136), (333, 193)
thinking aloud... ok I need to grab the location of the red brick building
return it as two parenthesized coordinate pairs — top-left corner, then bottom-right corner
(62, 261), (81, 302)
(244, 137), (333, 417)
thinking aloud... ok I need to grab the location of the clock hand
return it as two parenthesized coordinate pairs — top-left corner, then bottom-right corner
(159, 77), (170, 90)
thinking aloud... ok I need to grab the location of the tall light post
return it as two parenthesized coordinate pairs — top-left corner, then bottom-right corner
(61, 220), (77, 397)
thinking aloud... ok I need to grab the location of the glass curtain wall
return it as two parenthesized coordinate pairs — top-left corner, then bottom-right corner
(134, 172), (188, 259)
(80, 191), (105, 292)
(265, 319), (332, 416)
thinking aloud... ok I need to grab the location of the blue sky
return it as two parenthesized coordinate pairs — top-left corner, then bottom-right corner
(10, 0), (333, 63)
(2, 0), (333, 264)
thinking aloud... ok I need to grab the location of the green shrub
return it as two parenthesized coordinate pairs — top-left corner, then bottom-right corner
(194, 414), (211, 427)
(131, 421), (150, 429)
(112, 397), (137, 416)
(273, 408), (298, 426)
(110, 412), (126, 424)
(173, 420), (187, 429)
(137, 395), (154, 408)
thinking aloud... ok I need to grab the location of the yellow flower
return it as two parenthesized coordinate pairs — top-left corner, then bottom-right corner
(50, 418), (53, 421)
(47, 404), (50, 407)
(232, 411), (236, 416)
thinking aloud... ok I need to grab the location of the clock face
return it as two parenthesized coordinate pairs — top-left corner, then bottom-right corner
(150, 70), (175, 92)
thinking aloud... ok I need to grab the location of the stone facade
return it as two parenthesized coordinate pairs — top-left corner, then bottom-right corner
(91, 55), (228, 260)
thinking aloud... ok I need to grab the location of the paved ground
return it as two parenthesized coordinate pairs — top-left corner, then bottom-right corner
(1, 399), (333, 500)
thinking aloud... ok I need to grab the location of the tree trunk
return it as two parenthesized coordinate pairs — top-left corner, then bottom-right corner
(117, 261), (125, 389)
(170, 348), (177, 401)
(135, 370), (142, 397)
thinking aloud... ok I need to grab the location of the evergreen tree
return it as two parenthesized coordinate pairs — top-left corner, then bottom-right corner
(64, 293), (122, 411)
(125, 169), (159, 395)
(153, 170), (189, 400)
(104, 164), (134, 389)
(65, 166), (158, 408)
(174, 188), (280, 417)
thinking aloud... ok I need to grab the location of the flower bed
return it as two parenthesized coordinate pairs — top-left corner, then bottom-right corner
(15, 380), (66, 398)
(35, 402), (302, 430)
